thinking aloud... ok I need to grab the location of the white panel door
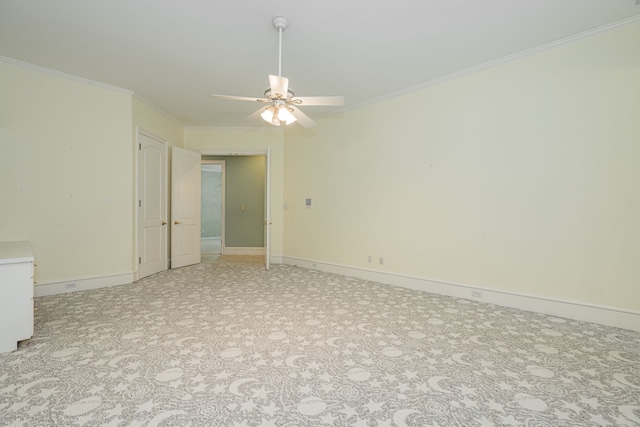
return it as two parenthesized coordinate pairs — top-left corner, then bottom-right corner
(264, 148), (271, 270)
(171, 146), (201, 269)
(138, 131), (167, 279)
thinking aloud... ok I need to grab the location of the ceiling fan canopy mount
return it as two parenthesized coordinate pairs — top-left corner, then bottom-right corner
(272, 16), (289, 32)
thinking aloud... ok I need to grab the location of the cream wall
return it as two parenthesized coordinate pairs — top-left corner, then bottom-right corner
(2, 21), (637, 323)
(132, 97), (184, 148)
(184, 128), (285, 258)
(0, 60), (134, 285)
(283, 22), (640, 312)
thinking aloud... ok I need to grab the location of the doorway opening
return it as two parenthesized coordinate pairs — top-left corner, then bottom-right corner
(201, 161), (225, 263)
(200, 152), (269, 268)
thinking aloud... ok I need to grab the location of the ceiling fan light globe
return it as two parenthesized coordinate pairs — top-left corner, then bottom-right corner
(277, 105), (290, 121)
(261, 106), (276, 123)
(285, 115), (297, 125)
(277, 106), (298, 126)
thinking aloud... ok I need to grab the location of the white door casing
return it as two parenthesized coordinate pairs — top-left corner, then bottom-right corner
(137, 130), (167, 279)
(264, 148), (271, 270)
(197, 149), (271, 270)
(171, 146), (202, 269)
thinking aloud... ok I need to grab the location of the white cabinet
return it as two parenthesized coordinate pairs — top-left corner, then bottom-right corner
(0, 241), (34, 354)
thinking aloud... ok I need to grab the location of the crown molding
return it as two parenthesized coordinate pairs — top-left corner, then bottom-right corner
(0, 55), (133, 95)
(345, 15), (640, 112)
(132, 93), (185, 127)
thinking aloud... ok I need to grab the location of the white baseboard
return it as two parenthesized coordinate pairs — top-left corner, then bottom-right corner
(35, 272), (134, 297)
(282, 257), (640, 332)
(34, 252), (278, 296)
(224, 247), (264, 256)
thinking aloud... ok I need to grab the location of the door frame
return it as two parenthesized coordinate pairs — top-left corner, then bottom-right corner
(198, 149), (271, 269)
(201, 160), (226, 255)
(134, 126), (169, 281)
(264, 147), (271, 270)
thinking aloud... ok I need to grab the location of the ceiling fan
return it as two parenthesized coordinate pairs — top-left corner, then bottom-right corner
(211, 16), (345, 128)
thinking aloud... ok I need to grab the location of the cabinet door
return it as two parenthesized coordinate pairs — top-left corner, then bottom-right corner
(0, 261), (33, 353)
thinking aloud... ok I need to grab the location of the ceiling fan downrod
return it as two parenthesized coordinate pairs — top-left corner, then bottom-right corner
(272, 16), (289, 77)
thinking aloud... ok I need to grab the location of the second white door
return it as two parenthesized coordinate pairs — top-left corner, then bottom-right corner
(171, 147), (202, 269)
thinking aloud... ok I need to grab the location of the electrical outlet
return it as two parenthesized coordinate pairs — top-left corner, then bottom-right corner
(65, 282), (77, 289)
(367, 256), (372, 263)
(471, 290), (483, 298)
(379, 257), (384, 265)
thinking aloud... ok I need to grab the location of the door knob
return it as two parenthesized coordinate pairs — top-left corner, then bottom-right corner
(162, 221), (167, 225)
(174, 220), (182, 225)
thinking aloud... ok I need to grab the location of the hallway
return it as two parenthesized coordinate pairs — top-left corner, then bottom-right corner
(201, 237), (221, 263)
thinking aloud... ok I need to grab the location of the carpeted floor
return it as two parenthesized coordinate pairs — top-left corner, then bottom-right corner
(1, 256), (639, 426)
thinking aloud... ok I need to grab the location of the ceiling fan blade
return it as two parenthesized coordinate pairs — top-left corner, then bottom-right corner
(290, 106), (316, 128)
(211, 94), (268, 102)
(269, 75), (289, 97)
(245, 107), (267, 122)
(293, 96), (345, 106)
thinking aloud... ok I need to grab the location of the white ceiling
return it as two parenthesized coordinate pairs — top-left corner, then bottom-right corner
(1, 0), (639, 128)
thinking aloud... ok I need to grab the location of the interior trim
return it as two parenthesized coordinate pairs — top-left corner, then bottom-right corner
(224, 247), (265, 256)
(282, 256), (640, 332)
(344, 14), (640, 113)
(34, 272), (134, 297)
(0, 55), (133, 95)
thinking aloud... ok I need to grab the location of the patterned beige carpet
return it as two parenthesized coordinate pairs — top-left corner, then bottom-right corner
(1, 256), (639, 426)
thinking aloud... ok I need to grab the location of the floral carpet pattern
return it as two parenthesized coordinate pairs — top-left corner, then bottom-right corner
(1, 256), (639, 426)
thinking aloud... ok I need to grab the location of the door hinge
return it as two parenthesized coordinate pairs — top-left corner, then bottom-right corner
(139, 143), (141, 150)
(139, 257), (142, 264)
(138, 200), (142, 207)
